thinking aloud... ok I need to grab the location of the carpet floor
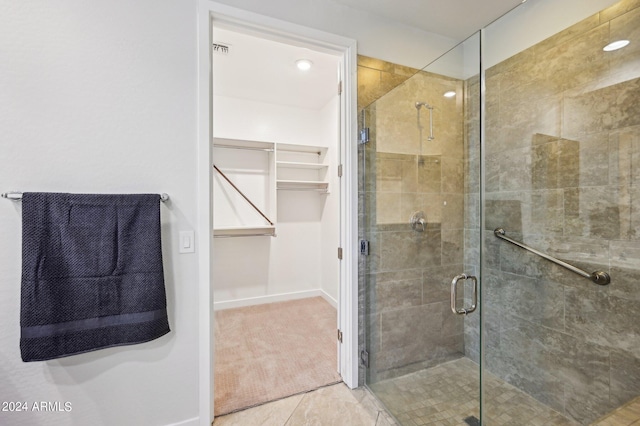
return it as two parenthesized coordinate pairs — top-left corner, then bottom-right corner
(214, 296), (342, 416)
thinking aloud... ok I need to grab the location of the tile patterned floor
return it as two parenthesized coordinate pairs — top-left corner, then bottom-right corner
(592, 396), (640, 426)
(370, 358), (578, 426)
(213, 358), (640, 425)
(213, 382), (398, 426)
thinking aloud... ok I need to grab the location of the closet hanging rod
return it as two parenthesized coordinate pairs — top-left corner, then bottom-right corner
(214, 233), (275, 238)
(494, 228), (610, 285)
(213, 144), (274, 152)
(277, 148), (323, 155)
(1, 191), (170, 202)
(277, 188), (329, 193)
(213, 165), (274, 226)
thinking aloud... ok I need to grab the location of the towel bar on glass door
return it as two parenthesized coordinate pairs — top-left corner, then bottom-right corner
(494, 228), (610, 285)
(1, 191), (170, 202)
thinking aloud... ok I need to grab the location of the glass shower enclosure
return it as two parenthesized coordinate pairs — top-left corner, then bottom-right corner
(360, 0), (640, 424)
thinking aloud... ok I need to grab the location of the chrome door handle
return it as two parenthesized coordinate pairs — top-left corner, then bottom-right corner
(451, 274), (478, 315)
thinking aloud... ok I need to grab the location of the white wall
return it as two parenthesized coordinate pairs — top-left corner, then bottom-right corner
(212, 96), (325, 145)
(0, 1), (199, 426)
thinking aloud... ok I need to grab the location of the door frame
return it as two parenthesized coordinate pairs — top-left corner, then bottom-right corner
(197, 2), (358, 424)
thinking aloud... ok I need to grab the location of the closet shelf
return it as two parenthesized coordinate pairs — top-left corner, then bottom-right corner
(277, 180), (329, 191)
(277, 143), (327, 155)
(213, 138), (275, 151)
(276, 161), (328, 170)
(214, 225), (276, 237)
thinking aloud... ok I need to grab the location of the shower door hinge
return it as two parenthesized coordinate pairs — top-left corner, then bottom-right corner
(360, 350), (369, 368)
(359, 128), (370, 144)
(338, 81), (342, 95)
(338, 247), (343, 260)
(337, 329), (343, 343)
(338, 164), (343, 177)
(360, 239), (369, 256)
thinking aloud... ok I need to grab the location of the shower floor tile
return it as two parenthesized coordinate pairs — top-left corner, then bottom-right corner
(369, 357), (579, 426)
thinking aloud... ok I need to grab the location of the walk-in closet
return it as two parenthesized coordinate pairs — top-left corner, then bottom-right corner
(211, 25), (343, 416)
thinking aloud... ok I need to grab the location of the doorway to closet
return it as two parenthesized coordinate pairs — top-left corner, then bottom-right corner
(211, 23), (344, 417)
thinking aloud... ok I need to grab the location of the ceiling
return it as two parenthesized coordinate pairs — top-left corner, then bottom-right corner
(330, 0), (526, 40)
(212, 28), (340, 110)
(213, 0), (527, 110)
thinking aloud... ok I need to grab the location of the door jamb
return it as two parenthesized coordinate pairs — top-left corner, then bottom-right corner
(197, 2), (358, 424)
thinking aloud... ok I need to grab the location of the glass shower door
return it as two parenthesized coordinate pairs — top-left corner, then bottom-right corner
(361, 32), (483, 425)
(481, 0), (640, 424)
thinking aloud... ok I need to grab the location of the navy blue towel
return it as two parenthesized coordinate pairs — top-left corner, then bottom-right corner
(20, 193), (170, 362)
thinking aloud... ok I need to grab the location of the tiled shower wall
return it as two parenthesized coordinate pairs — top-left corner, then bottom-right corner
(358, 55), (417, 386)
(475, 0), (640, 423)
(358, 56), (467, 383)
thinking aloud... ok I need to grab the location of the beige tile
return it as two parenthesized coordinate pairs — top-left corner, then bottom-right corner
(285, 383), (379, 426)
(377, 157), (403, 193)
(600, 0), (640, 22)
(440, 194), (463, 230)
(372, 277), (423, 314)
(593, 395), (640, 425)
(609, 6), (640, 79)
(400, 193), (422, 225)
(358, 55), (397, 73)
(358, 67), (383, 111)
(440, 157), (463, 194)
(417, 156), (442, 194)
(532, 23), (610, 95)
(213, 393), (304, 426)
(563, 78), (640, 139)
(531, 13), (601, 57)
(376, 192), (402, 224)
(422, 193), (443, 225)
(370, 358), (580, 426)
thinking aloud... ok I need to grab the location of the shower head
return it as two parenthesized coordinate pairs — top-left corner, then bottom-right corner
(415, 101), (433, 110)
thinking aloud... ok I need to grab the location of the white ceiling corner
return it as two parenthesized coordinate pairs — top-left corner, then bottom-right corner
(330, 0), (525, 40)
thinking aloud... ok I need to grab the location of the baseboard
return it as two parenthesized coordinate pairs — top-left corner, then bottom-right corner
(319, 289), (338, 309)
(165, 416), (199, 426)
(214, 289), (324, 310)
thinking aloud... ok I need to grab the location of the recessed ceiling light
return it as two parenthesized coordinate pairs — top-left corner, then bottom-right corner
(603, 40), (630, 51)
(443, 90), (456, 98)
(296, 59), (313, 71)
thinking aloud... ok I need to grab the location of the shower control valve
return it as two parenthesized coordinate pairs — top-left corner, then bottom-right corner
(410, 211), (426, 232)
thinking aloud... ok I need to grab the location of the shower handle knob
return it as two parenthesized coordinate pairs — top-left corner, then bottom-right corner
(410, 211), (426, 232)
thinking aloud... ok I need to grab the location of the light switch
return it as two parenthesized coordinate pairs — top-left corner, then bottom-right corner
(179, 231), (195, 253)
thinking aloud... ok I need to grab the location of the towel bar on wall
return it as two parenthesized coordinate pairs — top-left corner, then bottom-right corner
(1, 191), (170, 202)
(494, 228), (610, 285)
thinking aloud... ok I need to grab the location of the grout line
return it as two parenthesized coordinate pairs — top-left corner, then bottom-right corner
(283, 391), (306, 426)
